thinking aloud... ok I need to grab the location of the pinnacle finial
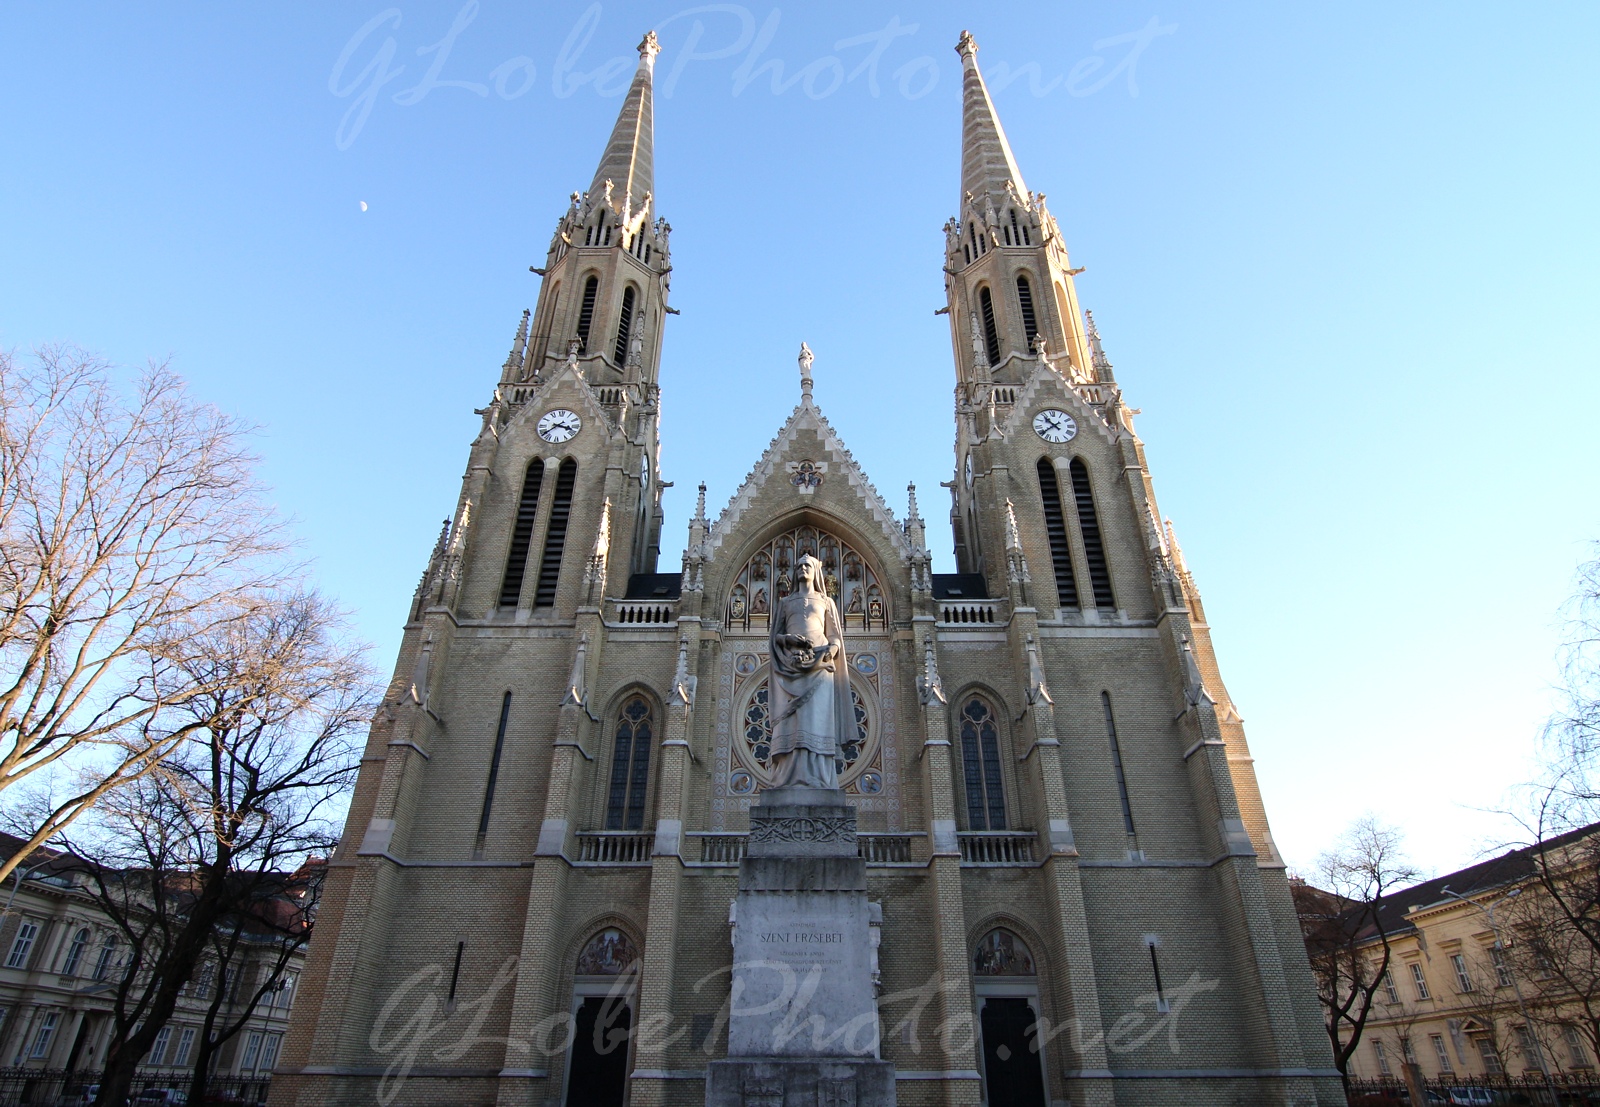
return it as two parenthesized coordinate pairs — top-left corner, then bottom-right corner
(798, 341), (815, 401)
(1004, 498), (1022, 551)
(956, 29), (978, 59)
(638, 30), (661, 63)
(906, 482), (922, 523)
(693, 481), (708, 525)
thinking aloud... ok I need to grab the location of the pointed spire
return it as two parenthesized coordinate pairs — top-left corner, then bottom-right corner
(1085, 309), (1115, 382)
(906, 483), (922, 526)
(1025, 635), (1053, 706)
(588, 31), (659, 214)
(693, 481), (708, 526)
(955, 31), (1027, 207)
(919, 637), (947, 706)
(504, 309), (530, 376)
(1004, 498), (1022, 551)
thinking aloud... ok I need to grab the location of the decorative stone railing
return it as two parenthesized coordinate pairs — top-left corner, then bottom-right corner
(693, 832), (917, 865)
(937, 600), (1003, 625)
(957, 831), (1037, 865)
(608, 600), (677, 625)
(575, 831), (654, 864)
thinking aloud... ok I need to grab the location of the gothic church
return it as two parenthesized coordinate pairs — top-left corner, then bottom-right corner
(273, 29), (1340, 1107)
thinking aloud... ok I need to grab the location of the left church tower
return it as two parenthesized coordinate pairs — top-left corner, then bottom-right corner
(272, 31), (682, 1107)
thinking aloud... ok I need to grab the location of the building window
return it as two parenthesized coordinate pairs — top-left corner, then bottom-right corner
(978, 286), (1000, 365)
(28, 1011), (58, 1060)
(259, 1033), (281, 1073)
(60, 928), (89, 977)
(193, 962), (215, 1000)
(1401, 1036), (1416, 1063)
(1015, 275), (1038, 346)
(1491, 946), (1513, 988)
(533, 459), (578, 608)
(1431, 1034), (1453, 1072)
(479, 692), (513, 836)
(1382, 970), (1399, 1004)
(1451, 953), (1473, 992)
(499, 462), (546, 606)
(959, 696), (1007, 830)
(1101, 692), (1135, 835)
(1566, 1025), (1590, 1068)
(605, 696), (653, 831)
(612, 286), (636, 365)
(1373, 1039), (1391, 1076)
(575, 275), (599, 352)
(1514, 1025), (1538, 1066)
(1476, 1038), (1502, 1074)
(148, 1026), (172, 1066)
(1410, 962), (1430, 1000)
(92, 937), (118, 982)
(6, 922), (38, 969)
(240, 1031), (262, 1073)
(174, 1027), (196, 1067)
(1036, 459), (1080, 609)
(1068, 458), (1115, 609)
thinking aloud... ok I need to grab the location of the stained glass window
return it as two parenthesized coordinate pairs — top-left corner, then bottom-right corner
(741, 678), (868, 777)
(960, 696), (1007, 830)
(605, 697), (652, 830)
(726, 524), (884, 631)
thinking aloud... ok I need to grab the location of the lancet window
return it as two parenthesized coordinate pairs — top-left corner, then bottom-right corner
(534, 459), (577, 608)
(1069, 459), (1115, 609)
(575, 275), (599, 352)
(959, 696), (1007, 830)
(979, 287), (1001, 365)
(1036, 459), (1079, 610)
(725, 524), (885, 631)
(613, 286), (636, 365)
(499, 462), (545, 607)
(1016, 276), (1039, 346)
(605, 696), (653, 830)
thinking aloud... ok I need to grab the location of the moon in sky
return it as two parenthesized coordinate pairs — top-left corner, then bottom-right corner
(359, 201), (368, 212)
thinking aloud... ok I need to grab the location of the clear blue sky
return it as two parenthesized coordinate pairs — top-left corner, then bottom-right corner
(3, 2), (1597, 878)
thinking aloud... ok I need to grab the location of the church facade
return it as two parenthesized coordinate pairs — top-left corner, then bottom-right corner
(271, 30), (1340, 1107)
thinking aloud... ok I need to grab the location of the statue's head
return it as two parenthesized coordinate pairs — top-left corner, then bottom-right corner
(795, 553), (823, 592)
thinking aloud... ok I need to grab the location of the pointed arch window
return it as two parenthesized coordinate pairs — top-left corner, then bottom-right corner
(1036, 459), (1079, 610)
(1008, 209), (1021, 245)
(606, 697), (653, 830)
(575, 275), (600, 352)
(612, 286), (636, 365)
(499, 461), (545, 607)
(534, 459), (578, 608)
(1015, 276), (1039, 346)
(978, 287), (1001, 365)
(1069, 459), (1115, 609)
(959, 696), (1007, 830)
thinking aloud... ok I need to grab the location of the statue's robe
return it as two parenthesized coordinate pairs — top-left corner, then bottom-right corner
(767, 587), (853, 789)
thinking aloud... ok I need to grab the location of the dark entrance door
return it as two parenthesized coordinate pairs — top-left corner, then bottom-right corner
(565, 996), (632, 1107)
(980, 997), (1047, 1107)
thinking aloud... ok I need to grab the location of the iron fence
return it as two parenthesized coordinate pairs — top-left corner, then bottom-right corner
(1349, 1073), (1600, 1105)
(0, 1067), (270, 1106)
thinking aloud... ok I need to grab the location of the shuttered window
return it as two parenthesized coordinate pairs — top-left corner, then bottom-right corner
(575, 275), (599, 352)
(1036, 459), (1079, 609)
(499, 462), (545, 607)
(533, 459), (578, 608)
(978, 286), (1000, 365)
(1016, 275), (1038, 345)
(1069, 458), (1115, 609)
(612, 286), (635, 365)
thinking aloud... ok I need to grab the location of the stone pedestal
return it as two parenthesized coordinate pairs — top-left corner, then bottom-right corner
(706, 786), (895, 1107)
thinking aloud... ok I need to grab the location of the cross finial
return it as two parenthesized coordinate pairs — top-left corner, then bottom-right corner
(798, 341), (815, 401)
(956, 29), (978, 60)
(638, 30), (661, 64)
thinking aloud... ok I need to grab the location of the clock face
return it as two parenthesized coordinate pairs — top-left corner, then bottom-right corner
(537, 409), (581, 443)
(639, 454), (650, 487)
(1033, 409), (1077, 443)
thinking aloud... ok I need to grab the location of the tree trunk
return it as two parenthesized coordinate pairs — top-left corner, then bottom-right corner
(187, 1033), (217, 1106)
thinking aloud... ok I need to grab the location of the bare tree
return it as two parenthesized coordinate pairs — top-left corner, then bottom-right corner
(1293, 816), (1422, 1094)
(61, 590), (372, 1106)
(0, 346), (289, 884)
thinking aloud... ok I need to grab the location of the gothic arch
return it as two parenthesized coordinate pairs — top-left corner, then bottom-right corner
(948, 686), (1019, 832)
(595, 685), (662, 831)
(968, 916), (1050, 978)
(719, 511), (893, 631)
(563, 914), (645, 980)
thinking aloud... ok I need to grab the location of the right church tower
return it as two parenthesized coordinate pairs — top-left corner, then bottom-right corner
(929, 29), (1340, 1106)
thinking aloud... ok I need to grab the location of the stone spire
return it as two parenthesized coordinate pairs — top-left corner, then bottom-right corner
(587, 31), (660, 214)
(955, 30), (1027, 205)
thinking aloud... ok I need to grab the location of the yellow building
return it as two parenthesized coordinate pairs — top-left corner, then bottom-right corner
(1346, 829), (1600, 1086)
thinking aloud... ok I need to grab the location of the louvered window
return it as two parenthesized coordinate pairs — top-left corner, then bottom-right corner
(606, 696), (653, 830)
(575, 275), (599, 352)
(534, 459), (577, 608)
(959, 697), (1006, 830)
(978, 287), (1000, 365)
(499, 462), (545, 606)
(1009, 209), (1020, 244)
(613, 286), (635, 365)
(1037, 459), (1079, 609)
(1069, 458), (1115, 609)
(1016, 276), (1038, 345)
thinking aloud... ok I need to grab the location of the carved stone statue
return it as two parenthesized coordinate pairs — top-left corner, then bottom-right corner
(766, 553), (852, 789)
